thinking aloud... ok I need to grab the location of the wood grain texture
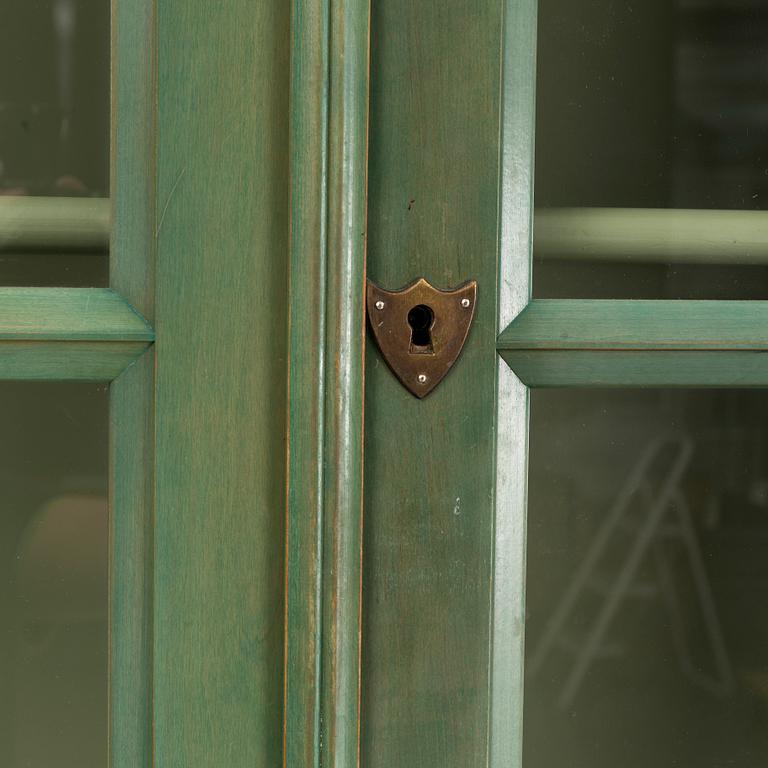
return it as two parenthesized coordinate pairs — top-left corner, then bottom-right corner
(0, 288), (151, 379)
(0, 196), (109, 252)
(109, 351), (154, 768)
(109, 1), (156, 765)
(490, 0), (537, 766)
(320, 0), (370, 763)
(363, 0), (502, 765)
(0, 288), (153, 340)
(498, 300), (768, 386)
(286, 1), (369, 764)
(0, 340), (148, 380)
(499, 300), (768, 350)
(500, 350), (768, 387)
(155, 1), (289, 765)
(285, 0), (328, 765)
(111, 0), (155, 320)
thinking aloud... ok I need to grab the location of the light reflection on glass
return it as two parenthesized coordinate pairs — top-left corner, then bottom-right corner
(0, 1), (109, 197)
(525, 390), (768, 768)
(0, 1), (109, 287)
(533, 0), (768, 299)
(0, 383), (108, 766)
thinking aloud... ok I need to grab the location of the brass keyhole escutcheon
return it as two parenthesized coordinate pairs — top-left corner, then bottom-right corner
(366, 277), (477, 398)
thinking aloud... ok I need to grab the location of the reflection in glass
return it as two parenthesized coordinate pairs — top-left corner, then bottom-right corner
(0, 1), (109, 196)
(0, 383), (107, 766)
(0, 1), (109, 287)
(525, 390), (768, 767)
(533, 0), (768, 298)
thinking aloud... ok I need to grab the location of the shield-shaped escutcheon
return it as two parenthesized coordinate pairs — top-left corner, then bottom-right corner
(366, 277), (477, 398)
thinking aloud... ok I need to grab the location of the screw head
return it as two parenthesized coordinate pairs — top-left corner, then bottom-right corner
(375, 300), (385, 310)
(417, 373), (428, 384)
(461, 298), (471, 308)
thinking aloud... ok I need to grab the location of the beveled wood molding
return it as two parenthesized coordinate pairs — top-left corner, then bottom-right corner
(0, 287), (153, 380)
(498, 299), (768, 386)
(110, 0), (156, 765)
(0, 287), (153, 340)
(490, 0), (537, 765)
(285, 0), (371, 765)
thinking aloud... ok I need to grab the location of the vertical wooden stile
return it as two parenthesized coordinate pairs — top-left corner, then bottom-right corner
(285, 0), (329, 765)
(362, 0), (503, 764)
(109, 0), (156, 765)
(286, 0), (371, 765)
(153, 0), (291, 765)
(489, 1), (537, 767)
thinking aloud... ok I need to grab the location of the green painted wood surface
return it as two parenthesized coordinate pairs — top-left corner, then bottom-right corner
(0, 288), (152, 339)
(109, 351), (154, 768)
(0, 196), (109, 252)
(363, 0), (502, 764)
(501, 350), (768, 387)
(155, 1), (289, 765)
(285, 0), (328, 762)
(0, 340), (148, 380)
(0, 288), (151, 379)
(498, 300), (768, 386)
(109, 1), (156, 765)
(111, 0), (155, 321)
(499, 300), (768, 350)
(490, 0), (537, 766)
(320, 1), (370, 767)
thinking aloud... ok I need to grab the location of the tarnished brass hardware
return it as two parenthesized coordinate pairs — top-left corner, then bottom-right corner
(366, 277), (477, 398)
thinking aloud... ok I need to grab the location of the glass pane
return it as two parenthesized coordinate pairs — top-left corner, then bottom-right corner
(533, 0), (768, 299)
(0, 1), (109, 286)
(0, 1), (109, 196)
(0, 383), (108, 766)
(525, 389), (768, 767)
(0, 252), (107, 288)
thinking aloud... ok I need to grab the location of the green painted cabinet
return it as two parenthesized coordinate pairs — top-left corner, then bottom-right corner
(4, 0), (767, 766)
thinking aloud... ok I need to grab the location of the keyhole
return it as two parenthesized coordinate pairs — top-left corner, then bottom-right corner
(407, 304), (434, 354)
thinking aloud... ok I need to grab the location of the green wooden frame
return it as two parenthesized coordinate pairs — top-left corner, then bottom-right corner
(490, 1), (537, 765)
(283, 0), (768, 768)
(284, 0), (534, 764)
(7, 0), (292, 765)
(2, 0), (366, 763)
(0, 3), (156, 764)
(363, 0), (506, 764)
(7, 0), (754, 765)
(110, 0), (155, 765)
(499, 300), (768, 387)
(285, 0), (370, 766)
(152, 0), (290, 765)
(115, 0), (296, 763)
(3, 0), (366, 763)
(0, 287), (150, 378)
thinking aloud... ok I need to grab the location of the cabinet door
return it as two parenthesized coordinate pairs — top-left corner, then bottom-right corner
(1, 1), (291, 766)
(285, 1), (768, 767)
(286, 0), (522, 764)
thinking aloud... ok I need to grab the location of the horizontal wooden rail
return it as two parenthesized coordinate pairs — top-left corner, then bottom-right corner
(0, 196), (109, 252)
(535, 208), (768, 264)
(0, 287), (153, 379)
(498, 300), (768, 387)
